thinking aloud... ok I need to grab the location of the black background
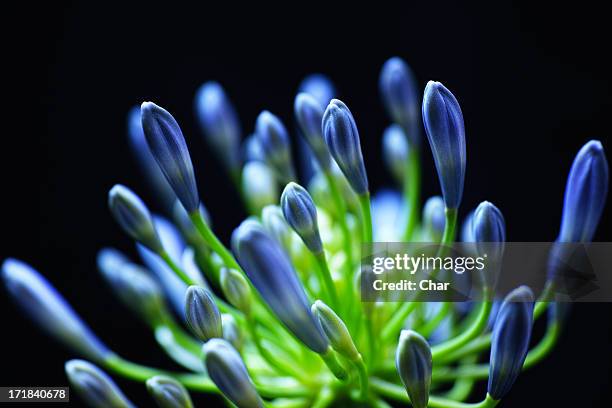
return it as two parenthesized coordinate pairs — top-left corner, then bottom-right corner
(2, 1), (611, 407)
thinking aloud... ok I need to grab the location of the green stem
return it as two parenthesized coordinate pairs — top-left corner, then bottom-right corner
(314, 252), (339, 307)
(380, 208), (458, 343)
(246, 315), (309, 383)
(190, 211), (241, 271)
(353, 355), (370, 401)
(419, 302), (451, 338)
(402, 147), (421, 241)
(320, 347), (349, 381)
(432, 290), (492, 360)
(323, 170), (354, 271)
(310, 387), (335, 408)
(358, 192), (373, 244)
(159, 251), (195, 286)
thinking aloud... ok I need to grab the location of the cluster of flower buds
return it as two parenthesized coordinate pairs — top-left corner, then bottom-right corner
(2, 55), (608, 408)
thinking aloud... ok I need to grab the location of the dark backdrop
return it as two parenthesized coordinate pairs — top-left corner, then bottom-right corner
(2, 2), (610, 407)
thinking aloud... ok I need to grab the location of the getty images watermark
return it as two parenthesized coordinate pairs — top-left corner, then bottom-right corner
(360, 242), (612, 302)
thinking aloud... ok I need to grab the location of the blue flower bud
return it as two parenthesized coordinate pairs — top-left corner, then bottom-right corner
(460, 210), (475, 243)
(422, 81), (466, 209)
(203, 338), (264, 408)
(96, 248), (130, 278)
(66, 360), (134, 408)
(488, 285), (534, 400)
(255, 111), (296, 183)
(141, 102), (200, 212)
(232, 220), (329, 353)
(195, 81), (242, 172)
(281, 182), (323, 253)
(127, 106), (176, 209)
(220, 267), (251, 315)
(137, 216), (188, 318)
(2, 259), (109, 362)
(242, 133), (265, 162)
(473, 201), (505, 288)
(261, 205), (294, 251)
(312, 300), (359, 361)
(371, 190), (406, 241)
(108, 184), (163, 252)
(185, 286), (222, 342)
(559, 140), (609, 242)
(379, 57), (420, 144)
(241, 161), (278, 214)
(146, 375), (193, 408)
(299, 74), (336, 108)
(422, 196), (445, 242)
(222, 314), (243, 351)
(382, 124), (409, 182)
(395, 330), (432, 408)
(295, 93), (331, 170)
(322, 99), (369, 194)
(99, 260), (165, 323)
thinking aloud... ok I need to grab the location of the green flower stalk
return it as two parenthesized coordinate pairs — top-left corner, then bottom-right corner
(4, 58), (604, 408)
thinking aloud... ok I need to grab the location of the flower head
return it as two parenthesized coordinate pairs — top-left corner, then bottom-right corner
(185, 285), (222, 342)
(422, 81), (466, 209)
(146, 375), (193, 408)
(322, 99), (369, 194)
(203, 338), (264, 408)
(255, 110), (296, 183)
(395, 330), (432, 408)
(108, 184), (163, 252)
(281, 182), (323, 253)
(2, 259), (109, 362)
(232, 220), (328, 353)
(379, 57), (420, 144)
(559, 140), (608, 242)
(488, 285), (534, 400)
(65, 360), (134, 408)
(141, 101), (200, 212)
(195, 81), (242, 172)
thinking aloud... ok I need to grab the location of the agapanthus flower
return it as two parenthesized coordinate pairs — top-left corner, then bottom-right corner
(380, 57), (420, 144)
(203, 339), (264, 408)
(2, 259), (109, 362)
(488, 286), (534, 400)
(396, 330), (432, 408)
(141, 101), (200, 212)
(232, 220), (329, 354)
(255, 110), (296, 184)
(194, 81), (242, 173)
(558, 140), (608, 242)
(65, 360), (134, 408)
(322, 99), (369, 195)
(146, 375), (194, 408)
(422, 81), (466, 209)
